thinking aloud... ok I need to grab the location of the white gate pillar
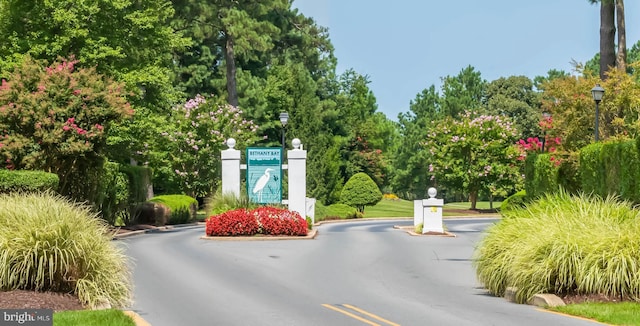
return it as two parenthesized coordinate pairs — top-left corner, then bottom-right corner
(221, 138), (241, 198)
(287, 138), (307, 218)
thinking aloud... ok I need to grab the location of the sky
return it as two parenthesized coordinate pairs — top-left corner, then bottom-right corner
(292, 0), (640, 121)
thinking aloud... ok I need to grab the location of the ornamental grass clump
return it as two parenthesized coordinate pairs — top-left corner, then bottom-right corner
(474, 191), (640, 304)
(0, 192), (132, 309)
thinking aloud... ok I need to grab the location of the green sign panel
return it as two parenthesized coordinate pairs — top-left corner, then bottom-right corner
(246, 147), (282, 204)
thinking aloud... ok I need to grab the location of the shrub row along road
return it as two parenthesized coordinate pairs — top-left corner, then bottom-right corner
(122, 219), (599, 326)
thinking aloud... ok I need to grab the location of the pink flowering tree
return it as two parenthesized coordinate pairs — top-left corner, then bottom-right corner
(516, 114), (563, 166)
(0, 56), (132, 199)
(158, 95), (259, 198)
(423, 111), (523, 209)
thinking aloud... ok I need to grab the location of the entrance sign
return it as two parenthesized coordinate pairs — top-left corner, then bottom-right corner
(246, 148), (282, 204)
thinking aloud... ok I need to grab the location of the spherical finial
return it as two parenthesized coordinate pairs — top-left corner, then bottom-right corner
(226, 138), (236, 149)
(428, 187), (437, 198)
(292, 138), (301, 150)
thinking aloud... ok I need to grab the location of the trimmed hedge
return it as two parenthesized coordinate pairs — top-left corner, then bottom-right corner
(579, 139), (640, 204)
(149, 194), (198, 225)
(524, 153), (559, 199)
(0, 170), (59, 193)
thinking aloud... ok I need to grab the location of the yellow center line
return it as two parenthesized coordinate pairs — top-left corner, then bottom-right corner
(342, 304), (401, 326)
(322, 304), (381, 326)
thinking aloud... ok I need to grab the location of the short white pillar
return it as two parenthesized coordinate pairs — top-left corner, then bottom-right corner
(305, 197), (316, 224)
(414, 200), (424, 227)
(422, 187), (444, 233)
(221, 138), (241, 198)
(287, 138), (307, 218)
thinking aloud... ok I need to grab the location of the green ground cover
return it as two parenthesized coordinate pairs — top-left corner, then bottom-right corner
(363, 199), (502, 218)
(54, 309), (135, 326)
(551, 302), (640, 326)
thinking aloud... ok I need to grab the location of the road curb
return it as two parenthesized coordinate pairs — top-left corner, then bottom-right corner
(392, 225), (457, 237)
(200, 228), (318, 241)
(124, 311), (152, 326)
(504, 287), (565, 307)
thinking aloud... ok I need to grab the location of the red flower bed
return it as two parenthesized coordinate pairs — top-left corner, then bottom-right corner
(252, 207), (308, 236)
(205, 209), (259, 236)
(205, 207), (307, 237)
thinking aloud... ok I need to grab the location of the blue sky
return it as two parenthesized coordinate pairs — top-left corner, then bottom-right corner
(292, 0), (640, 121)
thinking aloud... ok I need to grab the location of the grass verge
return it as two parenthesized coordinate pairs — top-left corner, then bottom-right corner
(551, 302), (640, 325)
(54, 309), (136, 326)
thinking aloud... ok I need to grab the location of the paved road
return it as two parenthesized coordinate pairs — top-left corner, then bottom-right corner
(122, 219), (599, 326)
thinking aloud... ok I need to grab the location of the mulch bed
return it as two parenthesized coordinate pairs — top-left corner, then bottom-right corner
(561, 292), (634, 305)
(0, 290), (84, 311)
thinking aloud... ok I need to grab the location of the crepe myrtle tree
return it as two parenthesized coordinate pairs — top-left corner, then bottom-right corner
(340, 172), (383, 213)
(424, 111), (522, 210)
(158, 94), (259, 198)
(0, 56), (132, 201)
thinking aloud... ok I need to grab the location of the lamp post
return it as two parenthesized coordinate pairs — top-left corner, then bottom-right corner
(591, 84), (605, 142)
(279, 112), (289, 156)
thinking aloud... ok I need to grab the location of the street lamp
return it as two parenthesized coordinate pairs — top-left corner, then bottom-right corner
(591, 84), (605, 142)
(279, 112), (289, 155)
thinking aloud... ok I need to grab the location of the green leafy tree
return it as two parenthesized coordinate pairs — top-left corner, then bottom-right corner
(440, 65), (486, 118)
(484, 76), (542, 138)
(424, 112), (521, 209)
(541, 67), (640, 150)
(340, 172), (382, 213)
(0, 56), (132, 201)
(393, 85), (442, 199)
(534, 69), (571, 89)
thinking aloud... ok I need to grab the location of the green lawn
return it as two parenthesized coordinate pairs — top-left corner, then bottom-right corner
(363, 199), (502, 218)
(54, 309), (135, 326)
(551, 302), (640, 325)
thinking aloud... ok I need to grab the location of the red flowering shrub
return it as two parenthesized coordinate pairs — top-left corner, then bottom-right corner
(252, 207), (308, 236)
(205, 209), (259, 236)
(205, 207), (307, 236)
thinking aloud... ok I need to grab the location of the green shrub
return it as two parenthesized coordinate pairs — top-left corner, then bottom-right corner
(0, 192), (132, 309)
(205, 191), (255, 216)
(340, 172), (382, 213)
(314, 201), (329, 222)
(95, 162), (129, 225)
(580, 143), (605, 197)
(326, 203), (357, 219)
(474, 191), (640, 304)
(149, 194), (198, 225)
(524, 153), (559, 199)
(499, 190), (528, 212)
(0, 170), (59, 193)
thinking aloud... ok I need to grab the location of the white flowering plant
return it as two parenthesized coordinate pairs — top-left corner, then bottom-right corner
(160, 95), (259, 197)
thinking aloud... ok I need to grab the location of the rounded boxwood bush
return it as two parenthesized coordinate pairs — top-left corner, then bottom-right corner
(340, 173), (382, 213)
(499, 190), (528, 213)
(474, 191), (640, 303)
(0, 192), (131, 309)
(149, 194), (198, 225)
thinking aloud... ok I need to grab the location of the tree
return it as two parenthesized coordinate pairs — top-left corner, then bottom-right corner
(591, 0), (616, 79)
(540, 68), (640, 150)
(440, 65), (486, 118)
(340, 172), (382, 213)
(424, 112), (521, 209)
(616, 0), (626, 72)
(156, 95), (260, 198)
(484, 76), (542, 138)
(0, 56), (132, 201)
(392, 85), (442, 199)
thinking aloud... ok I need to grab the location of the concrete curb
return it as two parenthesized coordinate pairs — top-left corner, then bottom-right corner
(200, 229), (318, 241)
(392, 225), (457, 237)
(112, 223), (203, 240)
(124, 311), (152, 326)
(503, 287), (565, 307)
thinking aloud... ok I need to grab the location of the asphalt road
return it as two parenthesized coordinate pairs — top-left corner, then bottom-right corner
(122, 219), (600, 326)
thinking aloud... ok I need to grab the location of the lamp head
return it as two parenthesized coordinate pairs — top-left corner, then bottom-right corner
(279, 112), (289, 127)
(591, 84), (605, 103)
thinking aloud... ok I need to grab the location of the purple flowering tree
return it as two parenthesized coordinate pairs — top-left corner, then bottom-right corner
(423, 111), (522, 209)
(160, 95), (259, 198)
